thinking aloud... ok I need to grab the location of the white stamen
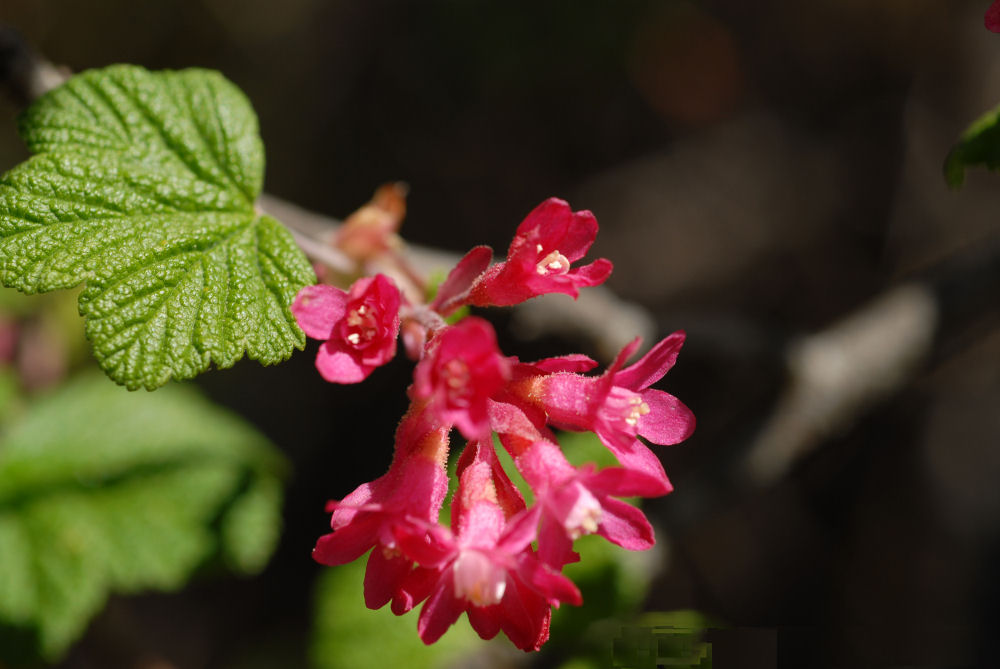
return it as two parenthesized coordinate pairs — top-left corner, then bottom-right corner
(565, 487), (603, 539)
(535, 250), (570, 276)
(624, 397), (650, 427)
(453, 550), (506, 606)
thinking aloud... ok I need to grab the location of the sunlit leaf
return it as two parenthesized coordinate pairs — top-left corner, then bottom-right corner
(0, 65), (315, 389)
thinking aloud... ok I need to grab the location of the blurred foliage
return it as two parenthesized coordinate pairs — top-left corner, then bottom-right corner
(601, 610), (714, 669)
(0, 372), (287, 664)
(944, 100), (1000, 187)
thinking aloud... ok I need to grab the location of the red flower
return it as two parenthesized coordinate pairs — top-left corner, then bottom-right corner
(464, 198), (613, 307)
(490, 401), (664, 568)
(413, 317), (510, 439)
(531, 333), (696, 492)
(292, 274), (401, 383)
(988, 1), (1000, 32)
(393, 441), (580, 651)
(312, 404), (450, 609)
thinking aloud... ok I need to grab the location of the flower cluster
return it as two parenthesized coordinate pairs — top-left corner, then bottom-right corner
(293, 197), (695, 651)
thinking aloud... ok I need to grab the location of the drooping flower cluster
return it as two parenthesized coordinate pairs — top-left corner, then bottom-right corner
(293, 196), (695, 651)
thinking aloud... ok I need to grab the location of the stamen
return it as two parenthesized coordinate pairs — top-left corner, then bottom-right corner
(564, 486), (603, 539)
(443, 359), (472, 405)
(536, 250), (570, 276)
(453, 550), (506, 606)
(343, 305), (378, 347)
(623, 397), (650, 427)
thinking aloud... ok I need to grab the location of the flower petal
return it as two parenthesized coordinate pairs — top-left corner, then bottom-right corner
(522, 354), (598, 374)
(638, 389), (696, 445)
(417, 577), (465, 645)
(292, 284), (347, 339)
(497, 576), (553, 651)
(430, 245), (493, 315)
(467, 605), (502, 641)
(596, 497), (655, 551)
(516, 554), (582, 607)
(585, 465), (673, 498)
(614, 331), (686, 391)
(312, 513), (382, 565)
(363, 548), (413, 609)
(595, 428), (671, 492)
(393, 565), (440, 615)
(316, 340), (370, 384)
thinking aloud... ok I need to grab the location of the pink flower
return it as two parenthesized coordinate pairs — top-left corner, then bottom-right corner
(292, 274), (401, 383)
(393, 441), (580, 651)
(464, 198), (613, 307)
(490, 401), (664, 568)
(527, 333), (696, 492)
(313, 403), (450, 609)
(413, 317), (510, 439)
(988, 1), (1000, 32)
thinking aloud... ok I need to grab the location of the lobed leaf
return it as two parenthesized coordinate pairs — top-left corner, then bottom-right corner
(0, 65), (315, 389)
(0, 373), (287, 662)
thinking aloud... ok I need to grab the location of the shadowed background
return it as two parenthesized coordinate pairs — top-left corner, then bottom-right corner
(2, 1), (999, 667)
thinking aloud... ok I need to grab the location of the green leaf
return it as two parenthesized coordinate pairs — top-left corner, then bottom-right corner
(0, 65), (315, 389)
(0, 372), (287, 662)
(944, 101), (1000, 187)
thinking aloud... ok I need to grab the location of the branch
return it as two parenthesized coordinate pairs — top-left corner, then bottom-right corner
(0, 26), (66, 105)
(258, 192), (656, 358)
(2, 30), (656, 360)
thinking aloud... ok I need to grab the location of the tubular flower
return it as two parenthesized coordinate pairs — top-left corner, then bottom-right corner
(292, 274), (401, 383)
(312, 403), (450, 609)
(393, 441), (580, 651)
(523, 333), (695, 492)
(465, 198), (613, 307)
(490, 400), (663, 567)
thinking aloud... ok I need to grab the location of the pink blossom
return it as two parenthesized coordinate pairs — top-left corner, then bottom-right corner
(393, 441), (580, 651)
(523, 333), (695, 492)
(312, 403), (450, 609)
(464, 198), (613, 307)
(490, 401), (663, 567)
(413, 317), (510, 439)
(291, 274), (401, 383)
(988, 1), (1000, 32)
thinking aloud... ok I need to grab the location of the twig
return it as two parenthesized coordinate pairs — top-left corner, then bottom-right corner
(259, 192), (657, 357)
(0, 26), (67, 105)
(740, 283), (939, 487)
(2, 31), (657, 361)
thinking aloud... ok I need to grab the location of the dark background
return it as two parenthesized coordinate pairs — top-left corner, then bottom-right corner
(2, 1), (999, 667)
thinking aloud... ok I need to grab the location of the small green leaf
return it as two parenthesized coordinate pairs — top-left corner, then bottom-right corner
(0, 372), (287, 662)
(0, 65), (315, 389)
(944, 101), (1000, 187)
